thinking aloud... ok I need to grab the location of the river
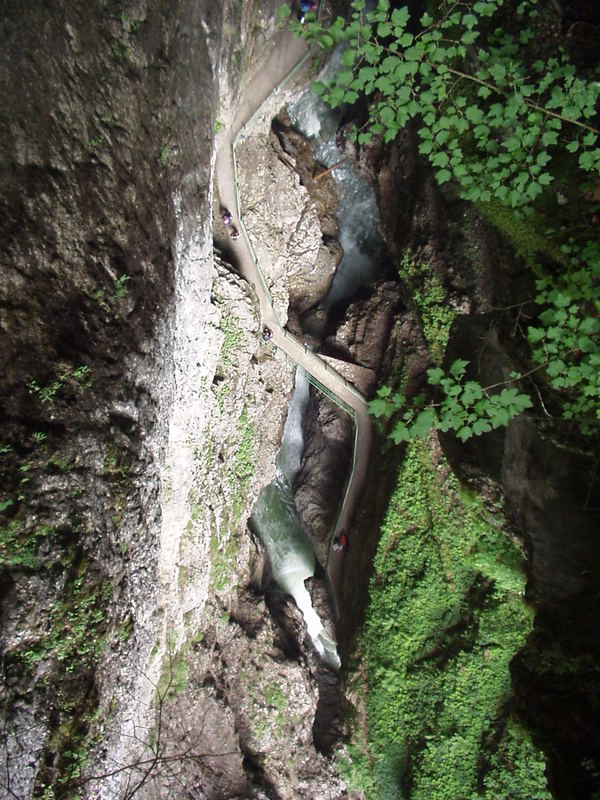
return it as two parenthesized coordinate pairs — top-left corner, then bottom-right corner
(250, 368), (340, 671)
(287, 46), (389, 307)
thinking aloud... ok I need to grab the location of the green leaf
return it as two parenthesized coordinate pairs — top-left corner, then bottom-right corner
(457, 426), (473, 442)
(276, 3), (291, 23)
(427, 367), (445, 385)
(319, 33), (335, 50)
(329, 85), (345, 107)
(368, 398), (390, 418)
(337, 70), (354, 87)
(489, 63), (506, 84)
(410, 408), (437, 438)
(462, 381), (484, 405)
(342, 47), (356, 67)
(580, 317), (600, 335)
(390, 421), (412, 444)
(449, 359), (469, 378)
(465, 105), (484, 124)
(462, 30), (479, 45)
(541, 130), (558, 146)
(432, 151), (449, 168)
(472, 418), (493, 436)
(380, 105), (395, 124)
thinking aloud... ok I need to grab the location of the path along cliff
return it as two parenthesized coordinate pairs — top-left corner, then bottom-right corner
(215, 26), (373, 613)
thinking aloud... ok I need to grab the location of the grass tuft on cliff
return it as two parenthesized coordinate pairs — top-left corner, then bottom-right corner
(340, 437), (550, 799)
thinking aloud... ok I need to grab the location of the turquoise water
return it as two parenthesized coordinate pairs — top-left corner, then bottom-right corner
(250, 369), (340, 670)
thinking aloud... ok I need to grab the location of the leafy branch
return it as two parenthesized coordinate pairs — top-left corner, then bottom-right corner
(289, 0), (600, 209)
(369, 359), (533, 444)
(285, 0), (600, 438)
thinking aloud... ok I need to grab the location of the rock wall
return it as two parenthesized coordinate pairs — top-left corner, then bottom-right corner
(1, 0), (218, 794)
(0, 1), (332, 797)
(335, 96), (600, 795)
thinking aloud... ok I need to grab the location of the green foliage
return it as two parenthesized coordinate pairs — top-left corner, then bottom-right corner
(27, 364), (91, 406)
(113, 274), (130, 300)
(0, 520), (54, 570)
(369, 360), (532, 444)
(399, 252), (455, 363)
(296, 0), (600, 210)
(348, 439), (549, 799)
(527, 239), (600, 430)
(27, 376), (64, 405)
(14, 560), (110, 675)
(276, 3), (291, 25)
(219, 309), (244, 365)
(102, 443), (129, 480)
(92, 273), (130, 315)
(291, 5), (600, 438)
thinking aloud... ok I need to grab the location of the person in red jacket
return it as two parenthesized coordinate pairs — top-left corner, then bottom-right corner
(333, 531), (348, 553)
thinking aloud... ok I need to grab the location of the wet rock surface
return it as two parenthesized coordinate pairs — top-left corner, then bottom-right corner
(294, 394), (354, 566)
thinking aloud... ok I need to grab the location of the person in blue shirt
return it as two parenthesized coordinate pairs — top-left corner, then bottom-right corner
(299, 1), (317, 23)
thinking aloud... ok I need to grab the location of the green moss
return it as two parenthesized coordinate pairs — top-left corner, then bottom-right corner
(264, 684), (288, 712)
(102, 443), (129, 480)
(0, 520), (54, 570)
(157, 649), (190, 699)
(477, 148), (593, 271)
(209, 530), (238, 592)
(243, 673), (291, 743)
(219, 310), (244, 365)
(343, 439), (550, 799)
(476, 199), (567, 270)
(217, 382), (230, 412)
(232, 406), (255, 488)
(399, 252), (455, 363)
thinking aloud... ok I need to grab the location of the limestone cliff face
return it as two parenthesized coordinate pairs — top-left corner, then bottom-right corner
(0, 3), (358, 798)
(1, 0), (219, 794)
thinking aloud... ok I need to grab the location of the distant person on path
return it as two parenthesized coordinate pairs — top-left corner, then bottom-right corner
(261, 326), (273, 341)
(333, 531), (348, 553)
(230, 226), (240, 240)
(299, 0), (317, 23)
(221, 210), (232, 226)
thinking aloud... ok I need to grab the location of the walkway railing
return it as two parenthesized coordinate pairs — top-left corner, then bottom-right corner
(226, 2), (368, 607)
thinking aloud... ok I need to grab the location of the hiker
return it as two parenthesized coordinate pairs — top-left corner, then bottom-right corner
(230, 226), (240, 240)
(221, 211), (232, 226)
(299, 0), (317, 23)
(333, 531), (348, 553)
(261, 326), (273, 341)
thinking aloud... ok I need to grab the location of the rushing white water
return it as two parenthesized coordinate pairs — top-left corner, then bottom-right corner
(250, 369), (340, 671)
(287, 47), (388, 306)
